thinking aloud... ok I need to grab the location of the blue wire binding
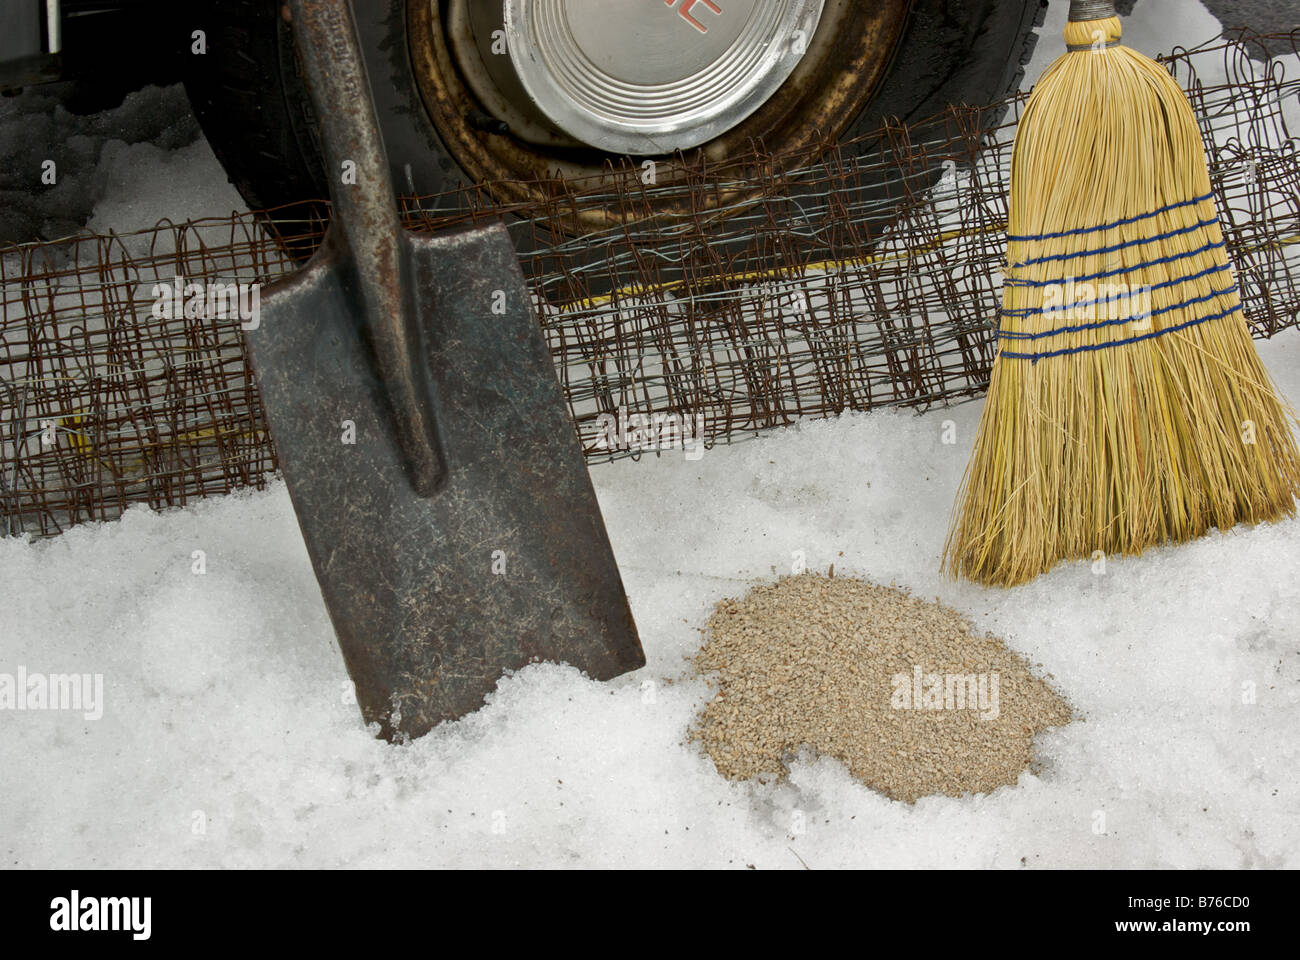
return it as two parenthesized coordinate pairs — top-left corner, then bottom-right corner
(1002, 238), (1228, 288)
(997, 284), (1238, 341)
(999, 302), (1244, 361)
(1001, 261), (1233, 319)
(1005, 192), (1215, 243)
(1012, 217), (1220, 268)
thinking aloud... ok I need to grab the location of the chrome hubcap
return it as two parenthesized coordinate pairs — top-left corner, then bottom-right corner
(460, 0), (825, 155)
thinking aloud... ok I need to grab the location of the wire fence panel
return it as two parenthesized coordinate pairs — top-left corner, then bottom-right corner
(3, 29), (1298, 536)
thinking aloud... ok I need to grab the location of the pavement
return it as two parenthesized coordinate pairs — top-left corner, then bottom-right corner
(1121, 0), (1298, 32)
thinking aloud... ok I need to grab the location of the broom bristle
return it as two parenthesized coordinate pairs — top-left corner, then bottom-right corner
(943, 13), (1300, 587)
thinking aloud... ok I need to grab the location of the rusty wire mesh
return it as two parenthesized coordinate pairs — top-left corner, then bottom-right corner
(3, 28), (1300, 537)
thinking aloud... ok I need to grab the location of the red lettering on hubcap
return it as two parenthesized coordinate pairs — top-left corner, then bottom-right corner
(664, 0), (723, 35)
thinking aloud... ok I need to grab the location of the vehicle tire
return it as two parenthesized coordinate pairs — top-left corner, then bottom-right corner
(183, 0), (1046, 255)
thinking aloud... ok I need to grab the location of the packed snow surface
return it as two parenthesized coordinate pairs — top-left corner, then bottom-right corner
(4, 328), (1299, 868)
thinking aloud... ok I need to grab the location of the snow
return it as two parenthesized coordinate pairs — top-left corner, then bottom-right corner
(0, 82), (204, 243)
(2, 1), (1299, 869)
(4, 327), (1298, 868)
(84, 139), (244, 239)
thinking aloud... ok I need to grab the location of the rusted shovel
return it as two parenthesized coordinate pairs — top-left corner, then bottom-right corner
(246, 0), (644, 741)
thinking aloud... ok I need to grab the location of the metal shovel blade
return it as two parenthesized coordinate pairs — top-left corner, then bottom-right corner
(250, 223), (643, 741)
(246, 0), (644, 741)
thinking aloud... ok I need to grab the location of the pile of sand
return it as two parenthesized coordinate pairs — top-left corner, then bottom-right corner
(691, 574), (1073, 803)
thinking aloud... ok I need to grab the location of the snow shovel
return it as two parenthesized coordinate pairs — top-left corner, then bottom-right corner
(245, 0), (644, 741)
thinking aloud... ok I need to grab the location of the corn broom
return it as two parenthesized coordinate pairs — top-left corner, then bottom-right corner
(943, 0), (1300, 587)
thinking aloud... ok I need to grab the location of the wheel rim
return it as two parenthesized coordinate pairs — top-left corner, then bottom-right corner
(497, 0), (824, 154)
(409, 0), (914, 232)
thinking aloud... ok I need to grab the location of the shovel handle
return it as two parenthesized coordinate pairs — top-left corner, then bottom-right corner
(287, 0), (444, 495)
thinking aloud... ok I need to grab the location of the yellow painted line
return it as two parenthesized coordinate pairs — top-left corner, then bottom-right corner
(552, 222), (1009, 313)
(551, 226), (1300, 313)
(55, 418), (269, 478)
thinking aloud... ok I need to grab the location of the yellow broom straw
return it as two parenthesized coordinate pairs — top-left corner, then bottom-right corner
(943, 0), (1300, 587)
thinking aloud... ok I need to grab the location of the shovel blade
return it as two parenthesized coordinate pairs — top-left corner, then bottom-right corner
(248, 222), (644, 740)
